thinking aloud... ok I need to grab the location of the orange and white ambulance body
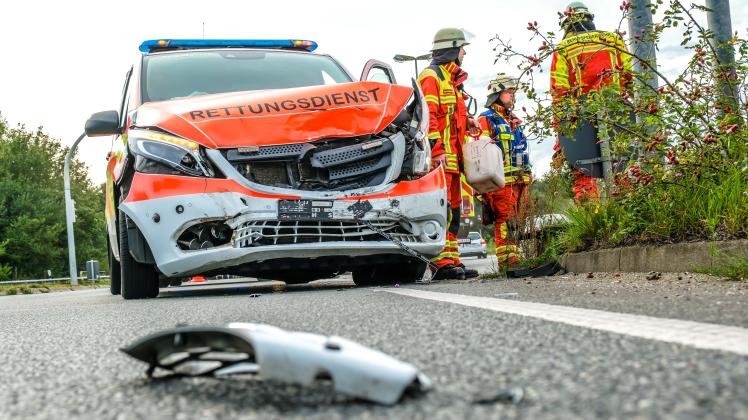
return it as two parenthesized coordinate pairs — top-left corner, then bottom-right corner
(91, 39), (447, 299)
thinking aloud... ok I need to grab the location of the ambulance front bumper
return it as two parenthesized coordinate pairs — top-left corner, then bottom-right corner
(119, 171), (448, 278)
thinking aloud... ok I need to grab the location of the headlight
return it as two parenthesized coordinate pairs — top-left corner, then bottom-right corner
(399, 80), (432, 178)
(410, 84), (432, 175)
(128, 129), (215, 177)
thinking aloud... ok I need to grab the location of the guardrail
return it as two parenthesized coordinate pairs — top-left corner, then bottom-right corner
(0, 276), (110, 285)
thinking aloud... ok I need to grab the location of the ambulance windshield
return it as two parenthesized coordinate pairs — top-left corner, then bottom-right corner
(142, 50), (352, 103)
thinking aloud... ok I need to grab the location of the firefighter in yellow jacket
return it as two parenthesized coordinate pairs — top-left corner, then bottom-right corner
(550, 2), (633, 202)
(418, 28), (481, 280)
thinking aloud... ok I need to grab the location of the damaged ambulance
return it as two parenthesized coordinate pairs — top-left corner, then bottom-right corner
(84, 39), (447, 299)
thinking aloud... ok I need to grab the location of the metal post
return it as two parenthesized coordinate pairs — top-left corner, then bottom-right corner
(598, 120), (614, 200)
(64, 133), (86, 286)
(414, 61), (419, 78)
(705, 0), (739, 109)
(627, 0), (659, 91)
(627, 0), (659, 165)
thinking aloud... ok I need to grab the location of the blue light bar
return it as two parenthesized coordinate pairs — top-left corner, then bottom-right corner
(139, 39), (318, 53)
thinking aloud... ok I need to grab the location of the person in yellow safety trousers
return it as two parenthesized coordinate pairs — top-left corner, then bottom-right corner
(550, 1), (633, 203)
(477, 74), (532, 267)
(418, 27), (481, 280)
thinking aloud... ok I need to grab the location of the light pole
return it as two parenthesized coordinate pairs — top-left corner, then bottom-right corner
(393, 53), (432, 79)
(64, 133), (87, 285)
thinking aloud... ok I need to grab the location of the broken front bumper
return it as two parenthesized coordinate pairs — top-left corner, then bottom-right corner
(119, 168), (447, 277)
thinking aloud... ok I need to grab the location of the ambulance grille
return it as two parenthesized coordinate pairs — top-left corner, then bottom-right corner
(221, 137), (392, 191)
(234, 220), (418, 247)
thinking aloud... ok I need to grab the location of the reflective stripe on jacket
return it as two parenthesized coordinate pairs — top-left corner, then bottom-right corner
(478, 107), (531, 184)
(417, 62), (469, 173)
(550, 30), (632, 101)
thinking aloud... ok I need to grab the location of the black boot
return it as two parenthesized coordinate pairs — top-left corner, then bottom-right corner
(432, 266), (466, 280)
(457, 263), (479, 279)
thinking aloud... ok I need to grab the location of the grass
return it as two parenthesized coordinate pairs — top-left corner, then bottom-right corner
(559, 166), (748, 253)
(694, 252), (748, 281)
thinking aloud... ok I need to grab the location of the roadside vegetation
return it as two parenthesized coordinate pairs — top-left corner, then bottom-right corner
(0, 115), (107, 280)
(488, 1), (747, 275)
(0, 280), (110, 296)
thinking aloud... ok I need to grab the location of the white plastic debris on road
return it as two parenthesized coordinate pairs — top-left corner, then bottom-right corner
(121, 323), (432, 405)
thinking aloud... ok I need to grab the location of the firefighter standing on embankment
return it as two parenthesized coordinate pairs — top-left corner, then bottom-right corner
(550, 1), (633, 202)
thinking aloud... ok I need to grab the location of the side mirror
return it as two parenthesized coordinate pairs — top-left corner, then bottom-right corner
(84, 110), (120, 137)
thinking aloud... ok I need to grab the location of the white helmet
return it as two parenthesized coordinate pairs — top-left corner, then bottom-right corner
(485, 73), (519, 107)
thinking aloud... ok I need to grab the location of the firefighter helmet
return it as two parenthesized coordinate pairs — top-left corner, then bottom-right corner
(431, 28), (471, 51)
(485, 73), (519, 107)
(560, 1), (594, 30)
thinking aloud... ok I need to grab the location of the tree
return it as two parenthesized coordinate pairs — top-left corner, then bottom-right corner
(0, 114), (106, 278)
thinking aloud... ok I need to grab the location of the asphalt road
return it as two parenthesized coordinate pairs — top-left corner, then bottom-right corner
(1, 257), (747, 420)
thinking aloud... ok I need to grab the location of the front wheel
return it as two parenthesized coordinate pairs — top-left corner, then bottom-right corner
(118, 210), (160, 299)
(108, 237), (121, 295)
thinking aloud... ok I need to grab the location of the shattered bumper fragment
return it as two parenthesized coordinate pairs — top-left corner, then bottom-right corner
(121, 323), (433, 405)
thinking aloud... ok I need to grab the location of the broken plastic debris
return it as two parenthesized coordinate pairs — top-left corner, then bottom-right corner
(120, 323), (432, 405)
(473, 387), (525, 405)
(249, 293), (262, 298)
(646, 272), (662, 281)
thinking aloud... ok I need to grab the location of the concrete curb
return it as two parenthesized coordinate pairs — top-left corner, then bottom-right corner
(560, 240), (748, 273)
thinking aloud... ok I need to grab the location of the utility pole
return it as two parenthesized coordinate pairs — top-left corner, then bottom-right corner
(627, 0), (659, 91)
(627, 0), (659, 165)
(64, 133), (86, 286)
(705, 0), (739, 110)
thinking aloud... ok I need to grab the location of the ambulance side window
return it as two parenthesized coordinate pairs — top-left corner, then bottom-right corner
(118, 67), (133, 129)
(360, 60), (397, 84)
(367, 68), (392, 83)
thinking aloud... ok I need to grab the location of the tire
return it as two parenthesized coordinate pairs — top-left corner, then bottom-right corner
(108, 236), (121, 295)
(352, 261), (427, 287)
(118, 210), (160, 299)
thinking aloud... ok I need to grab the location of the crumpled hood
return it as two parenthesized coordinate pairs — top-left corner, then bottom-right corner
(133, 81), (413, 148)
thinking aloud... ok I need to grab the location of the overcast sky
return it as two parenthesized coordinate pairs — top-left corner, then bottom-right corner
(1, 0), (746, 184)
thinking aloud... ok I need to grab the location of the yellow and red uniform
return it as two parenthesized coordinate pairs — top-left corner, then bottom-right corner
(418, 62), (471, 268)
(550, 29), (632, 202)
(478, 105), (530, 265)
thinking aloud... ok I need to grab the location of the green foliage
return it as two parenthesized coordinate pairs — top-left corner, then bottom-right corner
(0, 240), (12, 279)
(694, 252), (748, 281)
(0, 114), (106, 278)
(531, 165), (574, 215)
(493, 0), (748, 252)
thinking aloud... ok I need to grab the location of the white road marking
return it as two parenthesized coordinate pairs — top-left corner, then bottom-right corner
(384, 289), (748, 357)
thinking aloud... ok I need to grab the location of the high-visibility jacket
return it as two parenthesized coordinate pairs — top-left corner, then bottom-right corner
(550, 30), (633, 101)
(417, 62), (470, 173)
(478, 106), (531, 184)
(460, 175), (475, 217)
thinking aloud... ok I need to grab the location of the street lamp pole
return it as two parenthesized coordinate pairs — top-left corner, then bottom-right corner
(393, 53), (432, 79)
(64, 133), (86, 286)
